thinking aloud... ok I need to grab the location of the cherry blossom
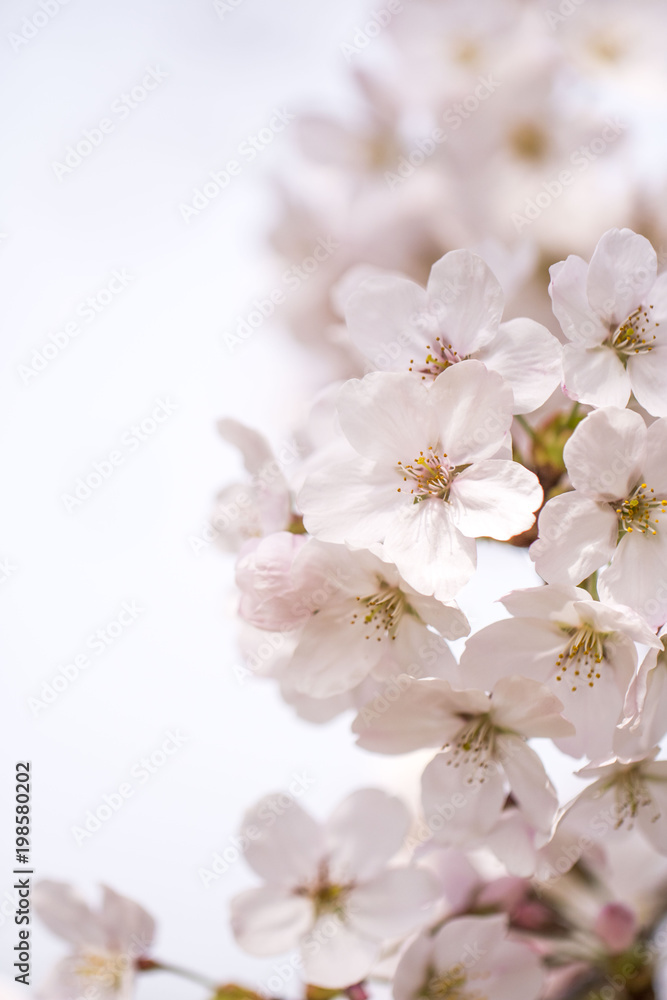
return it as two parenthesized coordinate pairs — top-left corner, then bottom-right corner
(392, 914), (543, 1000)
(230, 789), (439, 988)
(33, 882), (155, 1000)
(235, 533), (468, 697)
(344, 249), (561, 413)
(530, 406), (667, 628)
(550, 228), (667, 416)
(352, 675), (572, 844)
(459, 583), (661, 759)
(299, 360), (543, 601)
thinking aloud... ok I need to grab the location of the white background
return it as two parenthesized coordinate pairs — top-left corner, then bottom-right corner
(0, 2), (574, 997)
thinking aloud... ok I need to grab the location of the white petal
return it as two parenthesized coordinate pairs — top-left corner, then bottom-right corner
(500, 583), (586, 618)
(429, 360), (513, 464)
(426, 249), (504, 355)
(476, 317), (562, 414)
(450, 460), (542, 540)
(241, 797), (324, 885)
(498, 735), (558, 833)
(383, 500), (477, 602)
(231, 886), (313, 955)
(432, 914), (508, 970)
(563, 407), (646, 500)
(338, 372), (436, 463)
(637, 765), (667, 854)
(481, 939), (544, 1000)
(218, 418), (275, 475)
(562, 344), (631, 409)
(345, 273), (429, 373)
(300, 917), (378, 989)
(421, 751), (507, 845)
(299, 458), (402, 547)
(100, 886), (155, 953)
(553, 662), (629, 760)
(459, 619), (563, 689)
(530, 491), (617, 585)
(286, 606), (380, 698)
(325, 788), (410, 881)
(393, 933), (434, 1000)
(491, 675), (574, 739)
(646, 418), (667, 493)
(586, 228), (656, 326)
(32, 881), (103, 949)
(628, 346), (667, 418)
(353, 678), (486, 754)
(599, 531), (667, 630)
(347, 867), (438, 939)
(549, 254), (607, 346)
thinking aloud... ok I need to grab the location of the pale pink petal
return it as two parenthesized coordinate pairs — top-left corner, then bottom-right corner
(383, 499), (477, 602)
(498, 736), (558, 833)
(392, 933), (434, 1000)
(628, 347), (667, 418)
(338, 372), (435, 463)
(241, 798), (324, 885)
(231, 886), (313, 955)
(301, 917), (378, 989)
(636, 765), (667, 854)
(500, 583), (586, 618)
(299, 458), (402, 547)
(549, 254), (607, 346)
(530, 492), (617, 585)
(421, 751), (507, 844)
(459, 619), (564, 689)
(345, 274), (429, 373)
(646, 418), (667, 493)
(325, 788), (410, 881)
(586, 229), (656, 326)
(563, 407), (646, 500)
(426, 250), (504, 356)
(347, 867), (438, 939)
(432, 914), (508, 970)
(286, 605), (380, 698)
(429, 360), (513, 464)
(449, 460), (542, 539)
(562, 344), (631, 409)
(218, 418), (275, 475)
(32, 881), (104, 949)
(491, 676), (574, 739)
(481, 939), (544, 1000)
(476, 317), (562, 414)
(100, 886), (155, 953)
(599, 531), (667, 629)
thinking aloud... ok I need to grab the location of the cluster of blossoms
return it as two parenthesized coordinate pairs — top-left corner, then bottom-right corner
(33, 4), (667, 1000)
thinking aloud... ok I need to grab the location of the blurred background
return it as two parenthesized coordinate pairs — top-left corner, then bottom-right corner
(2, 0), (667, 997)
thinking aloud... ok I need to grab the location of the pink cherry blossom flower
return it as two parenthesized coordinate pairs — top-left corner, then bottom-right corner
(299, 360), (543, 602)
(549, 228), (667, 416)
(392, 914), (543, 1000)
(459, 583), (661, 759)
(235, 533), (468, 698)
(352, 675), (572, 844)
(230, 789), (439, 989)
(33, 881), (155, 1000)
(530, 406), (667, 628)
(345, 249), (561, 413)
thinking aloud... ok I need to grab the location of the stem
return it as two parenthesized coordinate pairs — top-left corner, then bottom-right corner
(515, 414), (538, 440)
(138, 958), (220, 991)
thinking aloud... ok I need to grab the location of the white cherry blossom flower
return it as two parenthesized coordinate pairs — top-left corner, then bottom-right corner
(392, 914), (543, 1000)
(230, 789), (439, 989)
(345, 249), (561, 413)
(549, 228), (667, 416)
(352, 675), (572, 844)
(615, 626), (667, 756)
(33, 881), (155, 1000)
(235, 533), (468, 698)
(530, 406), (667, 628)
(459, 583), (661, 759)
(299, 361), (543, 602)
(554, 751), (667, 860)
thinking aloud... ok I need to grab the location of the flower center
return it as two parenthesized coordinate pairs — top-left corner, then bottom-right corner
(609, 304), (659, 360)
(443, 716), (496, 784)
(349, 583), (408, 641)
(613, 483), (666, 537)
(75, 950), (125, 990)
(508, 121), (549, 162)
(397, 448), (455, 501)
(297, 862), (352, 918)
(409, 338), (463, 379)
(423, 965), (490, 1000)
(605, 769), (661, 830)
(555, 626), (606, 692)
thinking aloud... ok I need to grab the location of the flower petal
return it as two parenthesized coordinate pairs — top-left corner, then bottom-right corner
(586, 228), (656, 326)
(325, 788), (410, 881)
(231, 886), (313, 956)
(530, 492), (617, 585)
(563, 407), (647, 500)
(628, 346), (667, 418)
(241, 798), (324, 885)
(449, 460), (542, 540)
(429, 360), (514, 463)
(345, 273), (429, 373)
(476, 317), (562, 414)
(301, 917), (379, 989)
(338, 372), (436, 463)
(498, 736), (558, 832)
(347, 867), (438, 939)
(562, 344), (631, 409)
(426, 249), (504, 355)
(549, 254), (607, 346)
